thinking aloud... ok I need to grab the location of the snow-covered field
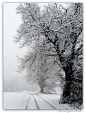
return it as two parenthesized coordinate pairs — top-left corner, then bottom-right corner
(4, 92), (30, 109)
(3, 91), (80, 110)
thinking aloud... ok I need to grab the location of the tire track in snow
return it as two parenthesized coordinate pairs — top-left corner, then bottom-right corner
(36, 93), (57, 110)
(32, 94), (40, 109)
(25, 98), (30, 110)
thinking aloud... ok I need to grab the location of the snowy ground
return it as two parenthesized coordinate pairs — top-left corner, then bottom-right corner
(3, 91), (80, 110)
(4, 92), (30, 109)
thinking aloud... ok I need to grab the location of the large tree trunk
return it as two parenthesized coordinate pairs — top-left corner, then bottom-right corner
(60, 56), (83, 105)
(61, 61), (73, 103)
(40, 86), (44, 93)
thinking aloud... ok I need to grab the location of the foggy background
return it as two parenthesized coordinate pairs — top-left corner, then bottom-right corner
(3, 3), (41, 92)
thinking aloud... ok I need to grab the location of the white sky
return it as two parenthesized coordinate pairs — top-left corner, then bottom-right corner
(3, 3), (24, 75)
(3, 3), (35, 91)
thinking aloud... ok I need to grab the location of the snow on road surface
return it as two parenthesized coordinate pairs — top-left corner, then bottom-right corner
(4, 92), (75, 110)
(37, 93), (74, 109)
(33, 94), (54, 109)
(26, 94), (37, 109)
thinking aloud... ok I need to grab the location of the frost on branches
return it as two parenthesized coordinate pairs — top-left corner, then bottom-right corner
(14, 3), (83, 107)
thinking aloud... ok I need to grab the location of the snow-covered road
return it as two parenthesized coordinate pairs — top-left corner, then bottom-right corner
(33, 94), (54, 109)
(3, 92), (74, 110)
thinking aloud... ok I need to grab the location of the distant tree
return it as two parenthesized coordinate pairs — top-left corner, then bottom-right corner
(17, 36), (63, 93)
(15, 3), (83, 105)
